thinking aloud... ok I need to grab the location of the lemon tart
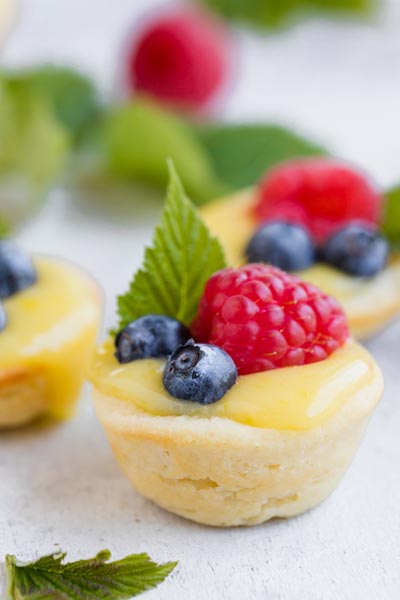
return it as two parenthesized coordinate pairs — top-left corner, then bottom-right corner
(89, 168), (382, 527)
(0, 244), (101, 427)
(90, 337), (382, 526)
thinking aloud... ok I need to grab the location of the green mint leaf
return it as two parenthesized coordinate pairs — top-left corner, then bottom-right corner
(117, 161), (227, 329)
(5, 549), (177, 600)
(13, 66), (101, 140)
(199, 0), (376, 30)
(194, 123), (326, 189)
(383, 185), (400, 247)
(104, 97), (227, 205)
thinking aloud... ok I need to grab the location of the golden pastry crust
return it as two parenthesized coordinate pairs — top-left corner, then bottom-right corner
(93, 360), (383, 527)
(201, 190), (400, 340)
(0, 366), (48, 428)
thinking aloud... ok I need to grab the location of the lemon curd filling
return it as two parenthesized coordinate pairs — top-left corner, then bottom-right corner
(201, 191), (400, 338)
(0, 257), (100, 419)
(89, 339), (379, 430)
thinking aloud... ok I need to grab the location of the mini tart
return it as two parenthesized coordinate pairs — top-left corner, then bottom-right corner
(200, 190), (400, 340)
(89, 339), (383, 527)
(0, 257), (101, 428)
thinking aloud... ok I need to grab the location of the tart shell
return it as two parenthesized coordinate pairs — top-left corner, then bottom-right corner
(0, 366), (47, 428)
(93, 361), (382, 527)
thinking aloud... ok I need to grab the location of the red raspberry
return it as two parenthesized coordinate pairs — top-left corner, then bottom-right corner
(192, 264), (349, 375)
(126, 9), (231, 110)
(254, 158), (382, 242)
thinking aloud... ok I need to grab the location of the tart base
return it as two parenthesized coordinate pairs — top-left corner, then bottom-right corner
(0, 366), (47, 428)
(93, 364), (382, 527)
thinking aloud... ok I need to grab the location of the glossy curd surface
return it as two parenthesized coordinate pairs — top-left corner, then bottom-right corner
(89, 339), (379, 430)
(201, 190), (400, 338)
(1, 257), (100, 419)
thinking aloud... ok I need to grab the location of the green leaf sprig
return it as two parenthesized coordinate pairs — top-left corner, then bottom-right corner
(117, 161), (227, 330)
(5, 549), (177, 600)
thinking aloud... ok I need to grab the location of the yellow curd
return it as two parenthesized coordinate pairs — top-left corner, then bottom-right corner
(89, 339), (379, 430)
(1, 257), (100, 419)
(201, 190), (400, 339)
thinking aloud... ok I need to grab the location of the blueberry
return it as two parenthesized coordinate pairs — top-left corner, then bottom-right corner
(162, 340), (237, 404)
(0, 241), (37, 299)
(115, 315), (191, 363)
(322, 224), (389, 277)
(245, 221), (315, 272)
(0, 303), (6, 332)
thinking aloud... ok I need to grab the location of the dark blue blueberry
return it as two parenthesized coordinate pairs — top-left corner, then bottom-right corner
(162, 340), (237, 404)
(0, 303), (6, 332)
(0, 241), (37, 299)
(322, 224), (389, 277)
(245, 221), (315, 272)
(115, 315), (191, 363)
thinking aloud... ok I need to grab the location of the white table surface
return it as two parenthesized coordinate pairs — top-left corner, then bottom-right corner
(1, 1), (400, 598)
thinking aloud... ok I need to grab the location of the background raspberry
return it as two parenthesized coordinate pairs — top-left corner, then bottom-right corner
(128, 9), (230, 110)
(255, 158), (382, 242)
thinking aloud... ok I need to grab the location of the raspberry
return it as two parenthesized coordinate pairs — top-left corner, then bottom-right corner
(192, 264), (349, 375)
(254, 159), (382, 242)
(127, 9), (231, 110)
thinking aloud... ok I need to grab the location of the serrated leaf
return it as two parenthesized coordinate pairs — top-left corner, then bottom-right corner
(194, 123), (327, 189)
(104, 98), (227, 205)
(117, 161), (226, 329)
(383, 185), (400, 247)
(199, 0), (376, 30)
(5, 549), (177, 600)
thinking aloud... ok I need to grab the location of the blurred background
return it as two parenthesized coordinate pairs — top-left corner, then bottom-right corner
(1, 0), (400, 325)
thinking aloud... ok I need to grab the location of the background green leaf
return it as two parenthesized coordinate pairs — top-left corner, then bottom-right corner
(0, 77), (70, 185)
(383, 185), (400, 247)
(198, 0), (376, 30)
(194, 123), (327, 189)
(15, 65), (102, 140)
(104, 98), (227, 205)
(1, 69), (328, 215)
(0, 75), (70, 227)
